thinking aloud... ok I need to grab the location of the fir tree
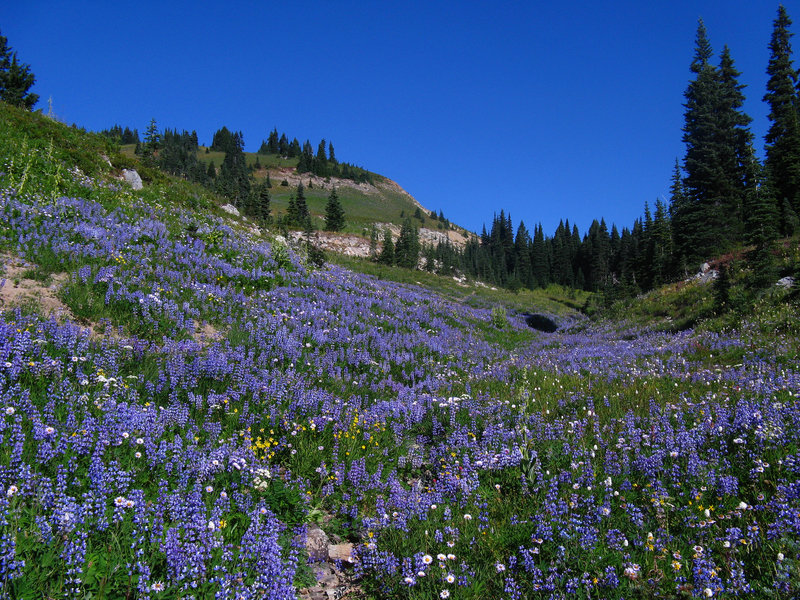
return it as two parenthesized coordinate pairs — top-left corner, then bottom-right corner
(743, 147), (778, 247)
(531, 223), (549, 288)
(293, 183), (310, 229)
(324, 188), (345, 232)
(369, 223), (379, 259)
(217, 130), (250, 206)
(278, 133), (289, 156)
(286, 195), (298, 225)
(267, 128), (279, 153)
(764, 5), (800, 232)
(678, 20), (753, 263)
(256, 181), (271, 224)
(0, 30), (38, 109)
(514, 221), (533, 288)
(395, 218), (420, 269)
(378, 229), (395, 265)
(140, 118), (160, 167)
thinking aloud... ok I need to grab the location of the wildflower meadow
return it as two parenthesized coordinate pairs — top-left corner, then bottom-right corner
(0, 107), (799, 599)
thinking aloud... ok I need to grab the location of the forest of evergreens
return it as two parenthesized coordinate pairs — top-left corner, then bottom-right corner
(423, 10), (800, 300)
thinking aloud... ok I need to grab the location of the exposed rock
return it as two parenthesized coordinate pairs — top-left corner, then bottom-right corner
(328, 543), (354, 563)
(306, 525), (330, 562)
(122, 169), (143, 190)
(694, 262), (718, 284)
(298, 540), (357, 600)
(220, 203), (240, 217)
(777, 276), (795, 289)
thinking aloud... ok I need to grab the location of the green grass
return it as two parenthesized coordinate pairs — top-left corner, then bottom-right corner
(327, 253), (590, 318)
(121, 142), (462, 236)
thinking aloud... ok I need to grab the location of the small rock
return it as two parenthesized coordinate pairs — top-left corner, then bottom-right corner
(327, 543), (354, 563)
(306, 525), (330, 562)
(221, 203), (240, 217)
(122, 169), (143, 190)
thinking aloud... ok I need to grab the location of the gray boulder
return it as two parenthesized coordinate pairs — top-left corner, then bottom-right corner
(122, 169), (143, 190)
(221, 203), (240, 217)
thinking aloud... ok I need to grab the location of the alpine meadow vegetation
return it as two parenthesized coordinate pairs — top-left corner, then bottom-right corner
(1, 6), (800, 597)
(1, 99), (800, 600)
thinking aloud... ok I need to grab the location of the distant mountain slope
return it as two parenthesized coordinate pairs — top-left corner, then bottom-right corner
(119, 143), (473, 247)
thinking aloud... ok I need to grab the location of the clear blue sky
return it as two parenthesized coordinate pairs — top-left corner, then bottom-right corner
(1, 1), (789, 236)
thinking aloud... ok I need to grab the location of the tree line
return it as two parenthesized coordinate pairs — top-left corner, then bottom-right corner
(259, 127), (374, 183)
(410, 8), (800, 298)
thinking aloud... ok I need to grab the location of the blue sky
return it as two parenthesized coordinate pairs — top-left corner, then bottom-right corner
(1, 1), (790, 236)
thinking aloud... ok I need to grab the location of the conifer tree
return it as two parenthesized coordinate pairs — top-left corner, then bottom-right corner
(369, 223), (379, 259)
(514, 221), (533, 288)
(677, 20), (753, 263)
(267, 128), (279, 153)
(668, 159), (690, 275)
(650, 197), (673, 286)
(0, 30), (38, 109)
(743, 147), (778, 247)
(286, 195), (298, 225)
(256, 181), (271, 224)
(378, 229), (395, 264)
(217, 130), (250, 206)
(764, 5), (800, 233)
(293, 183), (310, 229)
(324, 188), (345, 231)
(531, 223), (549, 288)
(395, 218), (420, 269)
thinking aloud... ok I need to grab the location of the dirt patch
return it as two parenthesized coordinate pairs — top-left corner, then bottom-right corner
(192, 321), (224, 343)
(0, 254), (71, 319)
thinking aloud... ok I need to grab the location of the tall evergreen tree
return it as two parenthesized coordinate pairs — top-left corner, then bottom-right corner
(217, 130), (250, 206)
(378, 229), (395, 265)
(324, 188), (345, 231)
(678, 20), (753, 263)
(764, 5), (800, 234)
(717, 45), (754, 239)
(293, 183), (310, 229)
(255, 181), (271, 224)
(743, 146), (778, 247)
(0, 30), (38, 109)
(668, 159), (691, 275)
(531, 223), (549, 288)
(650, 197), (673, 286)
(395, 218), (420, 269)
(267, 128), (279, 153)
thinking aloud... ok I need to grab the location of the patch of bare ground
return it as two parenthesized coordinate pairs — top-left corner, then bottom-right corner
(192, 321), (224, 344)
(0, 254), (71, 319)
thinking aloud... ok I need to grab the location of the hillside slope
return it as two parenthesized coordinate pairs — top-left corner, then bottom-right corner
(1, 104), (799, 599)
(120, 142), (474, 246)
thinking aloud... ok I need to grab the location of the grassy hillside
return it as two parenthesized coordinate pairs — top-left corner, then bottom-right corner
(1, 103), (800, 599)
(118, 142), (465, 238)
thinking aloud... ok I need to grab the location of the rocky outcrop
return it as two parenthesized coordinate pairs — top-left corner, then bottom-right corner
(220, 203), (240, 217)
(122, 169), (143, 190)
